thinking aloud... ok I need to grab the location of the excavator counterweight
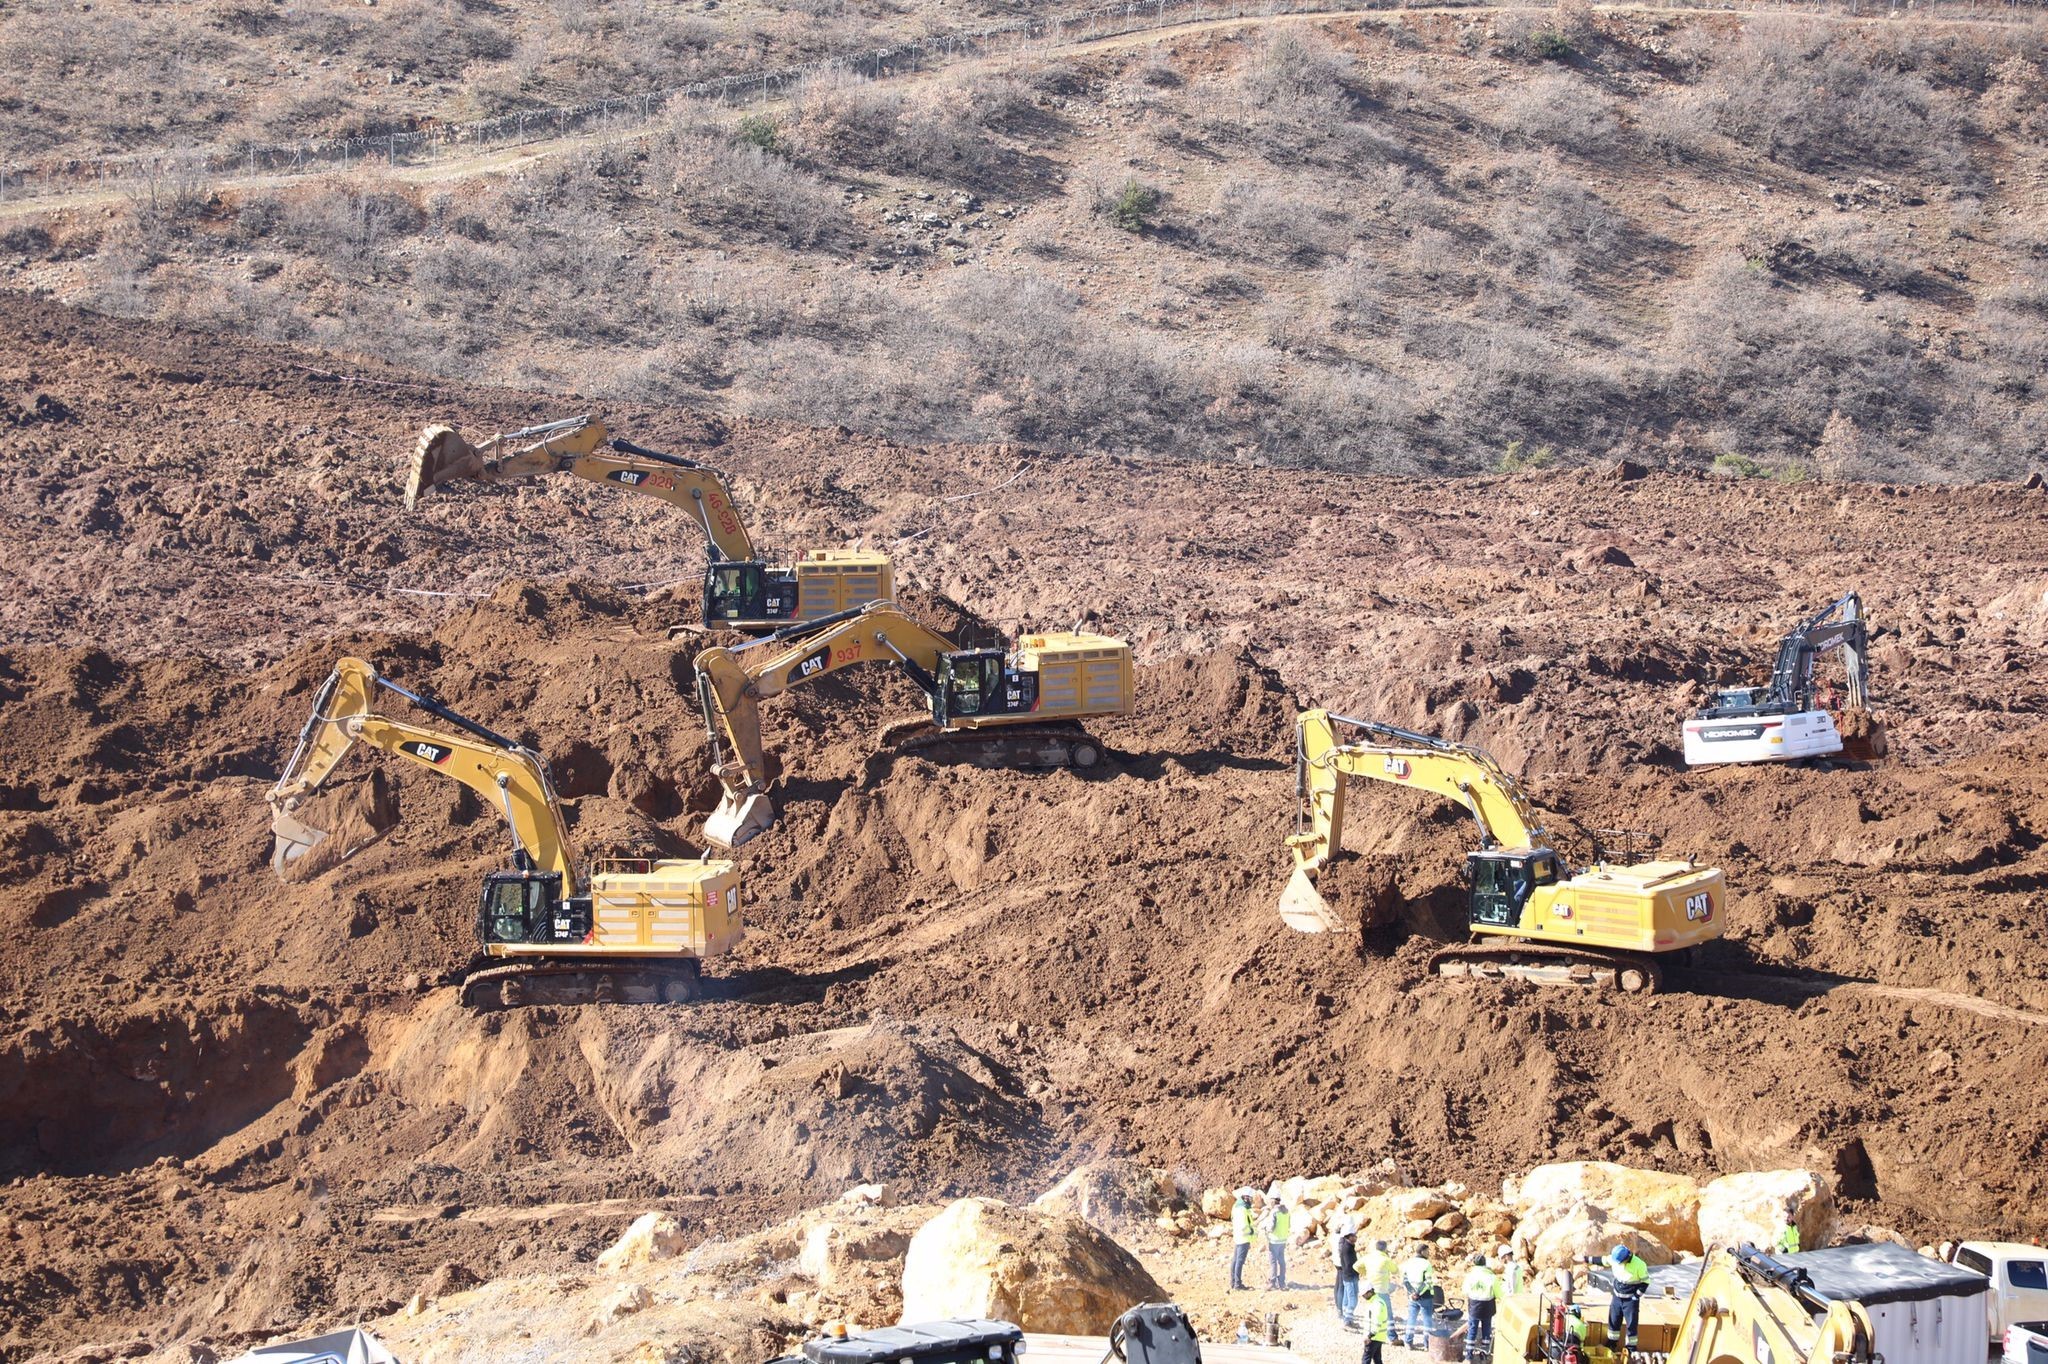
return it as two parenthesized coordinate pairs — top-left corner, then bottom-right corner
(1281, 709), (1724, 992)
(269, 658), (742, 1008)
(695, 601), (1132, 848)
(402, 414), (893, 632)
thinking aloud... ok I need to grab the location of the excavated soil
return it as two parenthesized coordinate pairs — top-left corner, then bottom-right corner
(3, 295), (2048, 1359)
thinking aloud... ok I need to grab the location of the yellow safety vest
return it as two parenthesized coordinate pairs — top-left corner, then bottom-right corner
(1464, 1266), (1499, 1302)
(1363, 1250), (1396, 1292)
(1367, 1294), (1392, 1342)
(1614, 1254), (1649, 1290)
(1403, 1256), (1436, 1296)
(1776, 1223), (1801, 1253)
(1269, 1207), (1292, 1243)
(1232, 1202), (1254, 1244)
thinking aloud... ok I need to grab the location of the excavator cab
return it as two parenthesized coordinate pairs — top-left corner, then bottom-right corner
(704, 561), (801, 627)
(1465, 849), (1559, 929)
(933, 650), (1037, 725)
(477, 869), (590, 947)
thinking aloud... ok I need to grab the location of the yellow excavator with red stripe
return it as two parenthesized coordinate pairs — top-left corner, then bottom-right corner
(1281, 709), (1723, 992)
(405, 414), (890, 631)
(269, 657), (741, 1007)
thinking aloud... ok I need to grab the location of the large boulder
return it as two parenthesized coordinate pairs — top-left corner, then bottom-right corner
(597, 1212), (686, 1271)
(900, 1198), (1165, 1333)
(1507, 1163), (1702, 1255)
(1697, 1170), (1830, 1251)
(1033, 1159), (1182, 1232)
(1525, 1199), (1677, 1269)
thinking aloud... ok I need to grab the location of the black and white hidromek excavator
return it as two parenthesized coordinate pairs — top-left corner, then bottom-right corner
(1683, 593), (1886, 766)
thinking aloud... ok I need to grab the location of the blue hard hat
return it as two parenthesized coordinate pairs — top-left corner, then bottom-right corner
(1611, 1246), (1631, 1263)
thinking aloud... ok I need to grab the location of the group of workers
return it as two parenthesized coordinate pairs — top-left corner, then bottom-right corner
(1227, 1188), (1297, 1292)
(1229, 1193), (1807, 1364)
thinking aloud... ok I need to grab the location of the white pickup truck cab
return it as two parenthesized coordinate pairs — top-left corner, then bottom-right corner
(1947, 1243), (2048, 1350)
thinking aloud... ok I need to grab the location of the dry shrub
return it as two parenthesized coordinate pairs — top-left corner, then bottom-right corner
(279, 173), (424, 268)
(1489, 157), (1623, 272)
(1700, 18), (1967, 175)
(1671, 252), (1927, 456)
(1202, 178), (1346, 265)
(658, 128), (848, 251)
(788, 70), (907, 168)
(1496, 72), (1617, 152)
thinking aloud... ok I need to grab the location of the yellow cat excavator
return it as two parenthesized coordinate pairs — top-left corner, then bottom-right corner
(405, 414), (892, 631)
(1280, 709), (1723, 992)
(269, 657), (741, 1007)
(694, 601), (1134, 848)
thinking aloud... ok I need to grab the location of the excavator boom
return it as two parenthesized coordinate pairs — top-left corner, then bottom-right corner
(695, 603), (959, 847)
(1669, 1249), (1879, 1364)
(1282, 709), (1549, 931)
(407, 414), (756, 561)
(269, 658), (576, 888)
(695, 600), (1132, 849)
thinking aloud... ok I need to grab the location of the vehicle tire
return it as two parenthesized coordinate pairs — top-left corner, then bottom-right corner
(1619, 967), (1651, 994)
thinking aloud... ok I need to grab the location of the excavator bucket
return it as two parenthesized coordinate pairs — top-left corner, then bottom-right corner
(404, 425), (483, 511)
(1278, 865), (1337, 934)
(704, 791), (776, 850)
(1837, 707), (1889, 761)
(270, 808), (328, 876)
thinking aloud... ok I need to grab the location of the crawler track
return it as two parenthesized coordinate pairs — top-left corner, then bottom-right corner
(1430, 941), (1666, 993)
(459, 958), (703, 1009)
(876, 717), (1105, 769)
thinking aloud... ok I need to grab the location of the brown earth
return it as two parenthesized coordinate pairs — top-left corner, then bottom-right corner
(2, 294), (2047, 1359)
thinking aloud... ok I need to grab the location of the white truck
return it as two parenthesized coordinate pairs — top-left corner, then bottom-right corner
(2004, 1322), (2048, 1364)
(1947, 1243), (2048, 1352)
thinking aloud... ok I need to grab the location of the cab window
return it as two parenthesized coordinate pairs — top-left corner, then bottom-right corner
(485, 881), (530, 941)
(1956, 1249), (1993, 1276)
(2010, 1261), (2048, 1290)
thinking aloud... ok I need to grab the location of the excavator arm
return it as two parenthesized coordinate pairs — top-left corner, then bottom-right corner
(268, 658), (578, 889)
(694, 601), (960, 848)
(406, 414), (756, 562)
(1669, 1249), (1877, 1364)
(1280, 709), (1551, 931)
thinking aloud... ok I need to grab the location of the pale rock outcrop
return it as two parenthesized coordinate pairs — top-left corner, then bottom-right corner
(1033, 1159), (1183, 1231)
(587, 1283), (652, 1333)
(1507, 1163), (1704, 1255)
(1527, 1202), (1678, 1268)
(899, 1197), (1164, 1333)
(597, 1213), (687, 1271)
(1697, 1170), (1830, 1251)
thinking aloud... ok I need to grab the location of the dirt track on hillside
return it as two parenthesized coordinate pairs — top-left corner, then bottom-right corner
(3, 294), (2048, 1359)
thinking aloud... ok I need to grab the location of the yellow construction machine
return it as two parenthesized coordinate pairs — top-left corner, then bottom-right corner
(1499, 1244), (1990, 1364)
(1280, 709), (1723, 992)
(405, 414), (892, 631)
(1667, 1249), (1882, 1364)
(694, 601), (1133, 848)
(269, 657), (741, 1007)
